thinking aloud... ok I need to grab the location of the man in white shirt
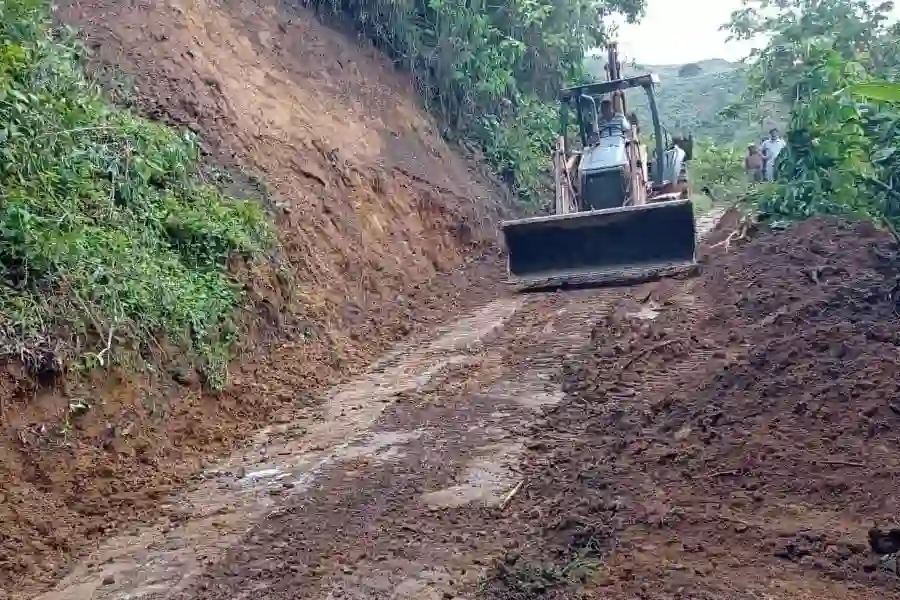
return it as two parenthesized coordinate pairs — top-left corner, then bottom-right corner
(760, 128), (785, 182)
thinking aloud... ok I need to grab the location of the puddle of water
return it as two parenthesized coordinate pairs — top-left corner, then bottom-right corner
(243, 468), (282, 481)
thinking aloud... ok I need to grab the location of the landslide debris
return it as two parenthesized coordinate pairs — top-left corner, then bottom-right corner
(482, 216), (900, 600)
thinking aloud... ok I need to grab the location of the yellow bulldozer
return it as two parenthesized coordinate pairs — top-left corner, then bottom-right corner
(501, 44), (697, 290)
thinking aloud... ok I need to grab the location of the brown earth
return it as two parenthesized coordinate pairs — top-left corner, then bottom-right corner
(20, 202), (896, 600)
(16, 213), (720, 600)
(481, 215), (900, 599)
(1, 0), (510, 595)
(4, 5), (897, 599)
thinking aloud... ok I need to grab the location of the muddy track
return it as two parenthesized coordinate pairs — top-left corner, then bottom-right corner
(482, 215), (900, 600)
(29, 211), (724, 600)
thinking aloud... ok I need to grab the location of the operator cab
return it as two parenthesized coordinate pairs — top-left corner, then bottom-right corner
(560, 72), (692, 207)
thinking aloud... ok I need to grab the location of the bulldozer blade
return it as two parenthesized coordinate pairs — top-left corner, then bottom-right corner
(501, 199), (697, 291)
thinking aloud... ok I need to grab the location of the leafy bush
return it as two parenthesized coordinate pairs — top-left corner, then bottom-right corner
(691, 141), (751, 201)
(677, 63), (702, 77)
(0, 0), (273, 387)
(476, 98), (557, 208)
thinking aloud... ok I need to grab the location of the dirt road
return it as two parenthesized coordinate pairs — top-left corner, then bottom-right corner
(15, 2), (895, 599)
(482, 215), (900, 600)
(25, 212), (715, 600)
(27, 209), (900, 600)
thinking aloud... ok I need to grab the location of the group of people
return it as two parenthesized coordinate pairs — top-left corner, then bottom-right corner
(744, 128), (785, 182)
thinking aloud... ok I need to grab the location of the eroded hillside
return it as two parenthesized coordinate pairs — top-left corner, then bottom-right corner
(1, 0), (507, 594)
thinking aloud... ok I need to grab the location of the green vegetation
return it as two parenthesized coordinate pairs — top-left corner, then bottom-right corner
(0, 0), (273, 387)
(723, 0), (900, 230)
(583, 55), (778, 145)
(677, 62), (703, 78)
(691, 141), (752, 206)
(326, 0), (776, 209)
(323, 0), (646, 207)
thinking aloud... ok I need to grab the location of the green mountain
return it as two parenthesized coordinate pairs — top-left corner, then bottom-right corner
(583, 56), (778, 145)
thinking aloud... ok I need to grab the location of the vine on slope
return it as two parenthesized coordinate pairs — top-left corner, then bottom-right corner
(323, 0), (645, 207)
(0, 0), (273, 388)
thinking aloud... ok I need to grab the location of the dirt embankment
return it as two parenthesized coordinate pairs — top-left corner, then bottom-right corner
(483, 214), (900, 599)
(1, 0), (507, 594)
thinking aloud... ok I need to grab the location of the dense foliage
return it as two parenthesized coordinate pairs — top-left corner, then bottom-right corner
(677, 63), (702, 78)
(324, 0), (646, 205)
(0, 0), (273, 387)
(724, 0), (900, 229)
(691, 141), (752, 201)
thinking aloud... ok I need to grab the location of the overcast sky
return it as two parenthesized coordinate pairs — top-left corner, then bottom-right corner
(611, 0), (757, 65)
(611, 0), (900, 65)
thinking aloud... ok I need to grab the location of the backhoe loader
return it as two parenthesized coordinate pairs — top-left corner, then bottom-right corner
(501, 44), (697, 290)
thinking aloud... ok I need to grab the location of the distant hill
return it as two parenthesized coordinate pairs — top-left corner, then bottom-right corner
(583, 56), (783, 145)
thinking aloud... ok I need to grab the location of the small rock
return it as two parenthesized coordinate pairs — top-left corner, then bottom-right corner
(102, 574), (115, 585)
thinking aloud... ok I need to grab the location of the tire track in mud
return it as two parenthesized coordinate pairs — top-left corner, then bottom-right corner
(31, 210), (725, 600)
(29, 299), (522, 600)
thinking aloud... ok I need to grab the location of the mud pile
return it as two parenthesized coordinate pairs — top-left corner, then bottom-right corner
(484, 216), (900, 600)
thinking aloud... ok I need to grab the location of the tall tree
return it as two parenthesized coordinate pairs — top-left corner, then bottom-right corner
(724, 0), (900, 226)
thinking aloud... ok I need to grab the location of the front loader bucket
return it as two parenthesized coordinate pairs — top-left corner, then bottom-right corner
(501, 199), (697, 290)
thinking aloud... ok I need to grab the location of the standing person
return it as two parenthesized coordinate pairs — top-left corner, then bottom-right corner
(744, 143), (763, 182)
(760, 127), (785, 182)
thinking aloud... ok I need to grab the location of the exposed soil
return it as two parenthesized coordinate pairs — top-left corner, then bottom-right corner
(16, 211), (721, 600)
(481, 216), (900, 599)
(1, 0), (510, 595)
(5, 4), (898, 599)
(1, 254), (507, 597)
